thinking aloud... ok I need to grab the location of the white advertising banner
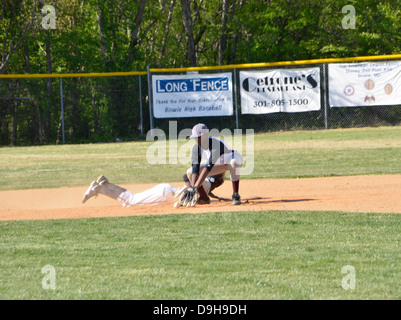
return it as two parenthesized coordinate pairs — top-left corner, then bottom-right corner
(239, 68), (321, 114)
(152, 73), (233, 118)
(329, 62), (401, 107)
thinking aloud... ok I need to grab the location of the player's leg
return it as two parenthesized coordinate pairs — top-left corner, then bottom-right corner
(225, 152), (241, 205)
(116, 183), (178, 207)
(82, 175), (126, 203)
(204, 163), (241, 204)
(228, 151), (243, 205)
(126, 183), (176, 206)
(97, 175), (127, 199)
(211, 151), (243, 205)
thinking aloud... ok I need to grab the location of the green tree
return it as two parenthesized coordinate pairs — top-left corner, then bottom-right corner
(1, 0), (401, 145)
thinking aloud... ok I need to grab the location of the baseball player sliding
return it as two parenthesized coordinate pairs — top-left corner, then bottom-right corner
(176, 123), (243, 207)
(82, 172), (226, 207)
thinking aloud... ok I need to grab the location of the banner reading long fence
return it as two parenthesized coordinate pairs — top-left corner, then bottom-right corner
(152, 73), (233, 118)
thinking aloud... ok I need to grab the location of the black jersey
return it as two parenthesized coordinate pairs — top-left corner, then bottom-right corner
(191, 137), (233, 174)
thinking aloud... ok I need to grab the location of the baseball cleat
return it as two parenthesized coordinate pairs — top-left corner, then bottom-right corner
(82, 180), (100, 203)
(232, 192), (241, 205)
(197, 197), (210, 205)
(96, 175), (108, 185)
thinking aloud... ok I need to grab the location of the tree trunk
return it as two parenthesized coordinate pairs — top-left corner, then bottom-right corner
(10, 101), (17, 146)
(25, 44), (45, 143)
(125, 0), (147, 68)
(46, 33), (52, 96)
(181, 0), (196, 66)
(42, 32), (53, 143)
(36, 101), (46, 143)
(219, 0), (229, 65)
(0, 1), (35, 73)
(97, 4), (107, 61)
(229, 0), (244, 64)
(159, 0), (176, 63)
(91, 82), (99, 135)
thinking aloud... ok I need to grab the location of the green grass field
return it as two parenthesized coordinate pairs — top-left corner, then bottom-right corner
(1, 126), (401, 300)
(1, 211), (400, 300)
(0, 126), (400, 190)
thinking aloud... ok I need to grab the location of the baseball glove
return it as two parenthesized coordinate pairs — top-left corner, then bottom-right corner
(177, 187), (199, 207)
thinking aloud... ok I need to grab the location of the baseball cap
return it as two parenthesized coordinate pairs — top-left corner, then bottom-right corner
(189, 123), (209, 139)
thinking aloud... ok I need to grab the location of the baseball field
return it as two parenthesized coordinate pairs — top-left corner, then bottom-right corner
(1, 126), (400, 300)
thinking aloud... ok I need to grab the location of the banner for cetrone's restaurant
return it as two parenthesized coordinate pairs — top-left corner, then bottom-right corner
(152, 73), (233, 118)
(329, 61), (401, 107)
(239, 68), (321, 114)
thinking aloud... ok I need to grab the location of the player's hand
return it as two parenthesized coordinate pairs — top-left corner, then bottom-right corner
(175, 187), (199, 207)
(189, 187), (200, 206)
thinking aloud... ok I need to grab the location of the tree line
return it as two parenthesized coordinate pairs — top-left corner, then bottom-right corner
(1, 0), (400, 145)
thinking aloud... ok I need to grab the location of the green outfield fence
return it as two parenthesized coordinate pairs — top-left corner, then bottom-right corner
(1, 54), (401, 145)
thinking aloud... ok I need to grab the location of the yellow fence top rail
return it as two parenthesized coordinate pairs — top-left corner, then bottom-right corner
(1, 54), (401, 78)
(150, 54), (401, 73)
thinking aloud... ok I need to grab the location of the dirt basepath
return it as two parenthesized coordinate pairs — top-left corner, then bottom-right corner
(1, 175), (400, 221)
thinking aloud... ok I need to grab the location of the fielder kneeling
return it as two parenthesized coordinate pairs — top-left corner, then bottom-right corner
(176, 123), (243, 207)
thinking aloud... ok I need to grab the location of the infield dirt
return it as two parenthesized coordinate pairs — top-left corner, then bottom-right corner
(1, 175), (400, 221)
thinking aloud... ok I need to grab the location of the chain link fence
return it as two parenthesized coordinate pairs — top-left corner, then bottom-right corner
(0, 75), (146, 145)
(1, 56), (401, 145)
(151, 62), (401, 135)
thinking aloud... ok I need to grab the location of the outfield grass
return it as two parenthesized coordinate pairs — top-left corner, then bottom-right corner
(1, 211), (400, 300)
(0, 126), (400, 191)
